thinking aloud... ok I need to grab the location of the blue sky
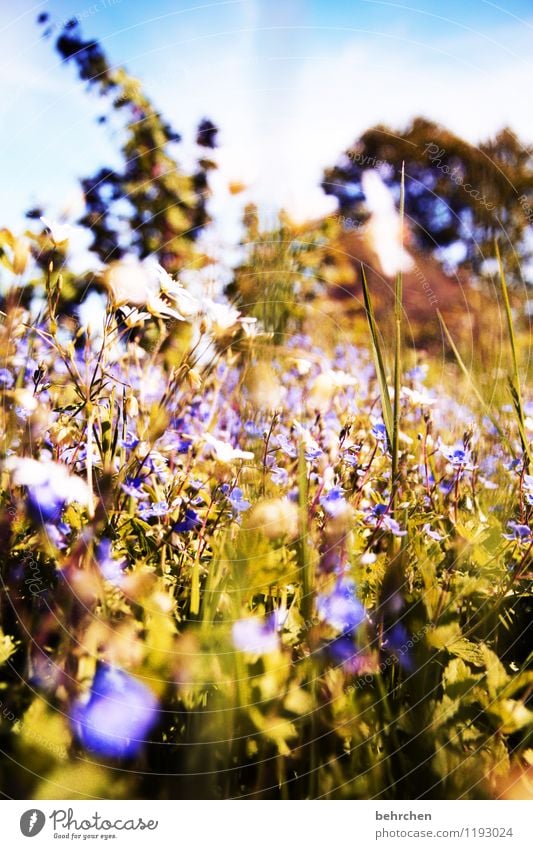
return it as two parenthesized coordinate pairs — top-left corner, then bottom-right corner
(1, 0), (532, 242)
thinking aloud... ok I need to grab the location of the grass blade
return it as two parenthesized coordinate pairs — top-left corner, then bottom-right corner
(495, 241), (532, 464)
(391, 163), (405, 509)
(361, 265), (393, 449)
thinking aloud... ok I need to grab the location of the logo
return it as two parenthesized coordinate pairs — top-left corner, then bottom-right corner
(20, 809), (46, 837)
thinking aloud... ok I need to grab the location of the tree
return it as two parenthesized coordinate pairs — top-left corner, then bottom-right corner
(37, 14), (218, 273)
(322, 117), (533, 281)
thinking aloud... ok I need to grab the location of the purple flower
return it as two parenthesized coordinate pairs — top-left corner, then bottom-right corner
(121, 477), (146, 499)
(270, 466), (289, 486)
(96, 539), (126, 586)
(221, 484), (251, 513)
(232, 617), (279, 654)
(423, 523), (443, 542)
(243, 420), (263, 438)
(138, 501), (169, 520)
(327, 633), (357, 665)
(316, 577), (365, 633)
(372, 422), (387, 441)
(381, 622), (413, 671)
(366, 503), (407, 537)
(173, 508), (202, 533)
(0, 368), (14, 388)
(70, 665), (159, 758)
(440, 443), (475, 470)
(275, 433), (298, 459)
(320, 486), (348, 518)
(504, 522), (533, 543)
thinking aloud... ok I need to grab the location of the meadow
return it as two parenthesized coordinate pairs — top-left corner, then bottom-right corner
(1, 219), (532, 800)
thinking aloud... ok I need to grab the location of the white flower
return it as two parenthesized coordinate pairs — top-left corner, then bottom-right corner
(402, 386), (436, 406)
(201, 297), (242, 336)
(104, 258), (156, 306)
(40, 216), (79, 245)
(6, 457), (90, 506)
(156, 266), (200, 317)
(203, 433), (254, 463)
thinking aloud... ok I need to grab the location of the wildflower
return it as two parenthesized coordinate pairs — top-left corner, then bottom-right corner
(6, 457), (90, 523)
(202, 297), (242, 337)
(138, 501), (169, 520)
(40, 216), (78, 244)
(372, 422), (388, 444)
(275, 433), (298, 459)
(439, 442), (475, 471)
(70, 665), (159, 758)
(423, 523), (443, 542)
(221, 485), (251, 513)
(320, 486), (348, 518)
(381, 622), (413, 670)
(156, 265), (200, 317)
(316, 577), (365, 633)
(104, 257), (156, 307)
(270, 466), (289, 487)
(503, 522), (533, 543)
(203, 433), (254, 463)
(293, 421), (322, 460)
(402, 386), (436, 406)
(120, 477), (146, 499)
(243, 420), (263, 438)
(173, 508), (202, 533)
(366, 503), (407, 537)
(523, 475), (533, 506)
(232, 616), (279, 655)
(96, 539), (126, 587)
(0, 368), (14, 388)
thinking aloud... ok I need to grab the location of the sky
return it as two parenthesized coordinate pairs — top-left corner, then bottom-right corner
(1, 0), (532, 248)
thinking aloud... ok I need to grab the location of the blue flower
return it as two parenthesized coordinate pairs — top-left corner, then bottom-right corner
(372, 422), (388, 444)
(320, 486), (348, 518)
(96, 539), (126, 587)
(120, 477), (146, 499)
(327, 633), (357, 665)
(504, 522), (533, 543)
(381, 623), (413, 671)
(270, 466), (289, 486)
(366, 504), (407, 537)
(439, 443), (475, 470)
(138, 501), (169, 520)
(173, 508), (202, 533)
(0, 368), (14, 388)
(221, 484), (251, 513)
(232, 616), (279, 654)
(423, 523), (443, 542)
(70, 665), (159, 758)
(316, 577), (365, 633)
(243, 420), (264, 438)
(275, 433), (298, 459)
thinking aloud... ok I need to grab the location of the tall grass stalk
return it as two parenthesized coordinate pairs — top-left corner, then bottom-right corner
(496, 241), (532, 465)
